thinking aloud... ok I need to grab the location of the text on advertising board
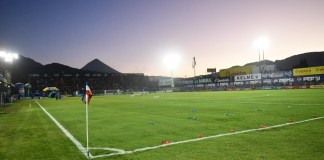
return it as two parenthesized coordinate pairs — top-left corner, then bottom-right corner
(235, 73), (261, 81)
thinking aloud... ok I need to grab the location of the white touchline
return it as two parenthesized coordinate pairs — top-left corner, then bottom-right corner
(35, 100), (93, 159)
(91, 116), (323, 159)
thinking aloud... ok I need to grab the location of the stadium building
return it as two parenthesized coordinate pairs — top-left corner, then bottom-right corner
(173, 65), (324, 91)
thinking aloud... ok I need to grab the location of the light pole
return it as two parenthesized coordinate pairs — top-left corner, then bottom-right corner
(254, 37), (269, 73)
(0, 50), (19, 98)
(192, 57), (196, 77)
(163, 54), (181, 88)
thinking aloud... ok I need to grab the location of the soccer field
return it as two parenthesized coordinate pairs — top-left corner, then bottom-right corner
(1, 89), (324, 159)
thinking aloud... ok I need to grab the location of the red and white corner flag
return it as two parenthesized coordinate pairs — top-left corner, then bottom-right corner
(83, 82), (93, 158)
(82, 83), (93, 105)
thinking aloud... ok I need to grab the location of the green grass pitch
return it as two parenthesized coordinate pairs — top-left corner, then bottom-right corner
(0, 89), (323, 159)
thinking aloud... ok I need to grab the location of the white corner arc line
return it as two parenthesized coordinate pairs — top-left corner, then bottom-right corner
(89, 147), (126, 153)
(35, 100), (93, 159)
(91, 116), (323, 159)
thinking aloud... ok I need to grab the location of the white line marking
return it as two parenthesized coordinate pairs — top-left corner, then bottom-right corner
(91, 116), (323, 159)
(238, 102), (323, 106)
(35, 100), (93, 159)
(89, 147), (126, 153)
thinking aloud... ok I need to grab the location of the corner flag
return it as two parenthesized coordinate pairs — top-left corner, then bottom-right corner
(83, 82), (93, 158)
(82, 83), (93, 105)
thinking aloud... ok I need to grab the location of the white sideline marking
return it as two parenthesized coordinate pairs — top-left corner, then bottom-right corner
(238, 102), (323, 106)
(89, 147), (126, 153)
(91, 116), (323, 159)
(35, 100), (93, 159)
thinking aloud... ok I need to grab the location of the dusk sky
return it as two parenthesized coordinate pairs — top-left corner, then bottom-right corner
(1, 0), (324, 77)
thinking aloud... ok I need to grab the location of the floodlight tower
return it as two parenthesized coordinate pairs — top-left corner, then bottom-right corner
(254, 37), (269, 73)
(192, 57), (196, 77)
(0, 50), (19, 97)
(163, 54), (181, 88)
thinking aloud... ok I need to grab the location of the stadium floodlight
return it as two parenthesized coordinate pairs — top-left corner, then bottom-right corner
(253, 36), (269, 75)
(163, 53), (181, 70)
(0, 50), (19, 96)
(163, 52), (181, 88)
(0, 51), (6, 58)
(0, 50), (19, 62)
(253, 37), (269, 61)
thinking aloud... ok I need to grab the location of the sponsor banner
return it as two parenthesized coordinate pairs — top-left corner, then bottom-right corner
(219, 83), (229, 86)
(216, 78), (230, 83)
(207, 68), (216, 73)
(262, 79), (272, 84)
(262, 70), (293, 78)
(284, 86), (309, 89)
(310, 85), (324, 88)
(303, 76), (320, 82)
(293, 66), (324, 76)
(206, 83), (216, 87)
(196, 84), (204, 88)
(234, 81), (244, 85)
(235, 73), (261, 81)
(195, 78), (212, 84)
(219, 65), (255, 77)
(295, 76), (323, 82)
(278, 78), (294, 83)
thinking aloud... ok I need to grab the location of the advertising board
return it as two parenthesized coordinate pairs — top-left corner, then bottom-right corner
(293, 66), (324, 76)
(262, 70), (293, 78)
(234, 73), (261, 81)
(310, 85), (324, 88)
(219, 65), (255, 77)
(295, 75), (323, 82)
(278, 78), (294, 83)
(195, 78), (212, 84)
(216, 78), (230, 83)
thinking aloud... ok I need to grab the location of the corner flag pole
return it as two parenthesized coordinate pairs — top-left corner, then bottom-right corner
(86, 92), (89, 158)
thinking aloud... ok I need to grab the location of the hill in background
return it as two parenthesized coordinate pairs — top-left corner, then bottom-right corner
(81, 59), (119, 73)
(10, 56), (120, 82)
(7, 51), (324, 83)
(241, 51), (324, 70)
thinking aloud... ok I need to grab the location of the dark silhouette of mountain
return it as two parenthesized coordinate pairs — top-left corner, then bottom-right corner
(42, 63), (81, 74)
(9, 57), (121, 83)
(10, 56), (91, 82)
(238, 51), (324, 70)
(81, 59), (120, 73)
(243, 60), (275, 67)
(7, 51), (324, 83)
(274, 52), (324, 70)
(10, 55), (43, 82)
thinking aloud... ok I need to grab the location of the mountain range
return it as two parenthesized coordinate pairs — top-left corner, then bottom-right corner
(6, 51), (324, 83)
(242, 51), (324, 70)
(9, 57), (120, 82)
(81, 59), (119, 73)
